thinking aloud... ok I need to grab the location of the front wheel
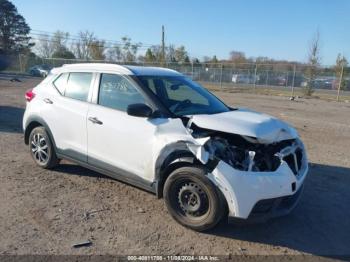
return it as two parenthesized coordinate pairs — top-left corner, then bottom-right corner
(29, 126), (59, 169)
(163, 166), (225, 231)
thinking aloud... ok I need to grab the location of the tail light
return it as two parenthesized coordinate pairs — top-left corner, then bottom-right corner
(25, 89), (35, 102)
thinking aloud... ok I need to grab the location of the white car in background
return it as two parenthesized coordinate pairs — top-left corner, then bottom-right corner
(23, 63), (308, 231)
(232, 74), (256, 84)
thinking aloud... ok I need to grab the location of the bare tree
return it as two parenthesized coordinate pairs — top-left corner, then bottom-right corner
(174, 45), (188, 63)
(105, 46), (121, 62)
(229, 51), (246, 64)
(35, 34), (54, 58)
(51, 30), (70, 54)
(105, 37), (140, 62)
(304, 31), (321, 96)
(73, 30), (95, 60)
(89, 40), (105, 60)
(334, 53), (348, 91)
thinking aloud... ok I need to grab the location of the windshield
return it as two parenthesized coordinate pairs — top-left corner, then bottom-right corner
(137, 75), (230, 116)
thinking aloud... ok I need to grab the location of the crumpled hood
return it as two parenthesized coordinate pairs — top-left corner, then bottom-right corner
(190, 108), (298, 143)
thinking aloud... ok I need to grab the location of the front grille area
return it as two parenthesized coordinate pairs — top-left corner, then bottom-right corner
(283, 147), (303, 175)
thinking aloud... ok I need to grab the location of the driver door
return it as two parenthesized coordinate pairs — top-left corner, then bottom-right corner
(87, 73), (157, 181)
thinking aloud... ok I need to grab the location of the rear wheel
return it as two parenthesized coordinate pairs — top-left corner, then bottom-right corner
(29, 126), (59, 169)
(163, 166), (225, 231)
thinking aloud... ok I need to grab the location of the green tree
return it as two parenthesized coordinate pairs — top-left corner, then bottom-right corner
(0, 0), (32, 53)
(52, 49), (75, 59)
(144, 48), (156, 62)
(334, 53), (348, 90)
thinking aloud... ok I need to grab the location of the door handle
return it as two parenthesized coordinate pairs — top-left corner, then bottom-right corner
(88, 117), (103, 125)
(43, 98), (53, 104)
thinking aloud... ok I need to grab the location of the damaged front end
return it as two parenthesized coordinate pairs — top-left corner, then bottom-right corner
(182, 117), (308, 220)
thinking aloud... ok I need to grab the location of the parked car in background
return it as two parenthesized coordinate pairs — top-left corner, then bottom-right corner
(29, 65), (52, 77)
(232, 74), (253, 84)
(301, 77), (334, 90)
(23, 63), (308, 231)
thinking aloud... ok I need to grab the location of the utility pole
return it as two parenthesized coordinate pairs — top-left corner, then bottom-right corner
(161, 25), (165, 66)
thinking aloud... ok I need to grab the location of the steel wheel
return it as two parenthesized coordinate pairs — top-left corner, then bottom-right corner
(164, 166), (225, 231)
(177, 181), (209, 218)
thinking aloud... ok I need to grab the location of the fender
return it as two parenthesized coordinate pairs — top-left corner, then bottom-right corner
(155, 148), (196, 197)
(24, 115), (58, 151)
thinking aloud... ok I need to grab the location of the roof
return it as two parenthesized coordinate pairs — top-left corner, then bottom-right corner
(124, 65), (181, 76)
(50, 63), (181, 76)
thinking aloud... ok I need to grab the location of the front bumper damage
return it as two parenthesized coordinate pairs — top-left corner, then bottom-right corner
(207, 140), (308, 221)
(155, 114), (309, 222)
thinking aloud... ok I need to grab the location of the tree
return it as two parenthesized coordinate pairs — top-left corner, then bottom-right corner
(52, 49), (75, 59)
(334, 53), (348, 90)
(192, 57), (200, 64)
(88, 40), (105, 60)
(109, 36), (141, 62)
(73, 30), (95, 60)
(51, 31), (70, 54)
(121, 36), (141, 62)
(105, 45), (122, 62)
(47, 30), (77, 59)
(211, 55), (219, 63)
(229, 50), (246, 65)
(0, 0), (32, 53)
(35, 34), (54, 58)
(166, 44), (177, 62)
(144, 48), (156, 62)
(174, 45), (188, 63)
(304, 31), (321, 96)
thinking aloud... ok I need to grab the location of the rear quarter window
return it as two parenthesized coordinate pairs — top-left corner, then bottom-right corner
(65, 72), (92, 101)
(53, 73), (69, 94)
(52, 72), (93, 102)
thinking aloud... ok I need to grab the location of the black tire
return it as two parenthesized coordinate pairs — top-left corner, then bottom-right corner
(163, 166), (225, 231)
(29, 126), (59, 169)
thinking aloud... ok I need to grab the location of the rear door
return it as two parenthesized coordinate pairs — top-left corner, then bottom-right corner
(42, 72), (94, 162)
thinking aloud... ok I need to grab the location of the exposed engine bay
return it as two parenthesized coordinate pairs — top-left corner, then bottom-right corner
(186, 121), (299, 173)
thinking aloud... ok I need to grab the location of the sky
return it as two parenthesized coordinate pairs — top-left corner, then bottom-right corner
(12, 0), (350, 65)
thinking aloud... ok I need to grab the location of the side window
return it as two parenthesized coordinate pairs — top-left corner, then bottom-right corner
(53, 73), (69, 95)
(98, 74), (146, 111)
(65, 72), (92, 101)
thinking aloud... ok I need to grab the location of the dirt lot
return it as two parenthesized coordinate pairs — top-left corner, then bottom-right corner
(0, 77), (350, 259)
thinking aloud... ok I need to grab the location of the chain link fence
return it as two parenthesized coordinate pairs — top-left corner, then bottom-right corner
(1, 54), (349, 101)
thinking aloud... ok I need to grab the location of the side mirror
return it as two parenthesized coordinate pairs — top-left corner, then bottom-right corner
(127, 103), (153, 118)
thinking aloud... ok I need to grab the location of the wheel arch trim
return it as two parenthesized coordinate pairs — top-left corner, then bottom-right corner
(24, 115), (57, 151)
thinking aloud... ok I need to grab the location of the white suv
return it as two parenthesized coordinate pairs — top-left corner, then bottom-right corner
(23, 63), (308, 231)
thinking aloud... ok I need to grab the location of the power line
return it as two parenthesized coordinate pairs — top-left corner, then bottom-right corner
(30, 29), (156, 48)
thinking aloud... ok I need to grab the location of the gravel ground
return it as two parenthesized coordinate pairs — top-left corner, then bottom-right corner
(0, 77), (350, 259)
